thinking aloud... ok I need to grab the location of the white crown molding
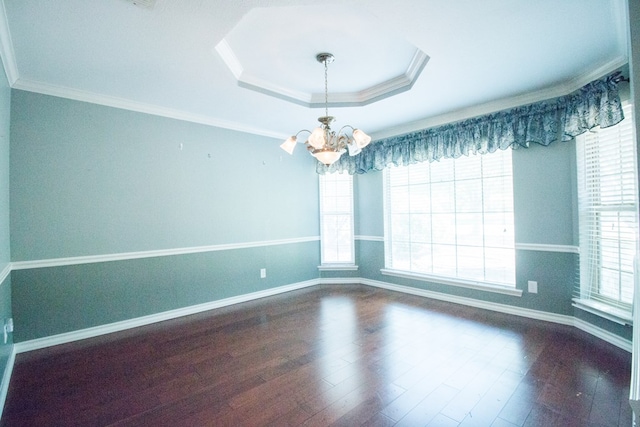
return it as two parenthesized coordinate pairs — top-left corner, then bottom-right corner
(0, 264), (9, 285)
(213, 39), (243, 80)
(11, 78), (288, 140)
(371, 55), (629, 141)
(515, 243), (580, 254)
(217, 37), (429, 108)
(0, 0), (17, 85)
(11, 236), (320, 270)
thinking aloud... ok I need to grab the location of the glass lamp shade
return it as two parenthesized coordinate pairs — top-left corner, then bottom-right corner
(347, 139), (362, 156)
(312, 148), (343, 166)
(352, 129), (372, 148)
(308, 127), (326, 149)
(280, 136), (297, 154)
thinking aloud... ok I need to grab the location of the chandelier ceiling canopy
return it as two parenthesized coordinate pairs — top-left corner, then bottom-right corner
(280, 53), (371, 166)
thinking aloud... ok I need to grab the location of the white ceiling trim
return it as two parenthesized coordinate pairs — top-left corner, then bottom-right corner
(307, 50), (430, 107)
(0, 0), (17, 85)
(10, 54), (628, 144)
(0, 2), (628, 143)
(371, 55), (629, 140)
(217, 35), (429, 108)
(11, 78), (287, 140)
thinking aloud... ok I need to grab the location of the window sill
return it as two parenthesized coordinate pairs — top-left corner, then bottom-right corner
(380, 269), (522, 297)
(572, 298), (633, 326)
(318, 264), (359, 271)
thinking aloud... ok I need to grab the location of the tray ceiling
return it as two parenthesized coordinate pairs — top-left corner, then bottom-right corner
(0, 0), (629, 140)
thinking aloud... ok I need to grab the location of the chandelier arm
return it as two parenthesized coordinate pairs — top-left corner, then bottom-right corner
(337, 124), (355, 134)
(294, 129), (313, 139)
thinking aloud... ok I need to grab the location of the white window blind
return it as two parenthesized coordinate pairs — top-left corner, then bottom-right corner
(576, 103), (637, 314)
(384, 150), (516, 286)
(319, 172), (354, 264)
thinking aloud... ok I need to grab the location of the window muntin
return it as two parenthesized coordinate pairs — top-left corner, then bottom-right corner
(384, 150), (516, 286)
(319, 172), (354, 265)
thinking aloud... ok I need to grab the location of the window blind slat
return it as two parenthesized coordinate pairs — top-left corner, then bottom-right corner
(576, 102), (637, 313)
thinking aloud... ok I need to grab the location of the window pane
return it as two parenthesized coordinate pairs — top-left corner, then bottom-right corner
(320, 173), (354, 264)
(457, 245), (484, 281)
(432, 244), (456, 276)
(384, 150), (515, 286)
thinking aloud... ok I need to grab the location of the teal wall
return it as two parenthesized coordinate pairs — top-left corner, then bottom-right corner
(10, 91), (319, 260)
(11, 242), (319, 341)
(351, 139), (631, 342)
(10, 90), (321, 341)
(8, 82), (635, 343)
(0, 62), (13, 383)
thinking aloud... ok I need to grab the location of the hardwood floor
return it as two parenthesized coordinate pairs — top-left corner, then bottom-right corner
(1, 285), (633, 426)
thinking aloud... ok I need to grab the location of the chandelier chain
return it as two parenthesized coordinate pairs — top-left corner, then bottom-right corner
(324, 58), (329, 118)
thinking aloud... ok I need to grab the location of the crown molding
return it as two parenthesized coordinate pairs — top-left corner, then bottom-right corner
(217, 35), (429, 108)
(0, 0), (18, 85)
(371, 55), (629, 140)
(11, 78), (288, 140)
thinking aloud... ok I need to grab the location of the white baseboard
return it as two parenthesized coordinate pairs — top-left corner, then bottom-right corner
(14, 280), (317, 354)
(12, 277), (632, 354)
(360, 278), (574, 325)
(573, 317), (632, 352)
(359, 278), (631, 352)
(0, 346), (15, 420)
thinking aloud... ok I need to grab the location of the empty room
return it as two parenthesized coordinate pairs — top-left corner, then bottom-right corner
(0, 0), (639, 426)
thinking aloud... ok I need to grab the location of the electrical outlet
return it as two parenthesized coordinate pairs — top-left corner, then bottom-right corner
(528, 280), (538, 293)
(260, 268), (266, 279)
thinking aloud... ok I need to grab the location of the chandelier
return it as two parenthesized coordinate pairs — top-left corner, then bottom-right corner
(280, 53), (371, 166)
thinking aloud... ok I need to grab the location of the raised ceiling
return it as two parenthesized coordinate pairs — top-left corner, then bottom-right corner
(0, 0), (629, 140)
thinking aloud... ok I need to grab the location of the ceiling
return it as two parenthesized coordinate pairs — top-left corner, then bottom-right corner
(0, 0), (630, 141)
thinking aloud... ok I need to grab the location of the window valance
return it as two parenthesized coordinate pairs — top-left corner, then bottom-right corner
(318, 72), (625, 175)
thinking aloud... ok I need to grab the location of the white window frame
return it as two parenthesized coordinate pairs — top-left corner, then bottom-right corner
(318, 172), (356, 270)
(574, 102), (637, 324)
(382, 150), (519, 296)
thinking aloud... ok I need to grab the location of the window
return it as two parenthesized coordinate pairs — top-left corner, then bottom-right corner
(576, 103), (637, 319)
(383, 150), (516, 287)
(319, 172), (355, 265)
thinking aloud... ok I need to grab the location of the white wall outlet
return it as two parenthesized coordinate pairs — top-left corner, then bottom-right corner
(260, 268), (266, 279)
(528, 280), (538, 293)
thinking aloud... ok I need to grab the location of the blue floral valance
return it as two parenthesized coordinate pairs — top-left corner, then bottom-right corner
(318, 72), (625, 175)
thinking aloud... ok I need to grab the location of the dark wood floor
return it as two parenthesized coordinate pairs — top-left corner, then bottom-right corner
(1, 285), (633, 426)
